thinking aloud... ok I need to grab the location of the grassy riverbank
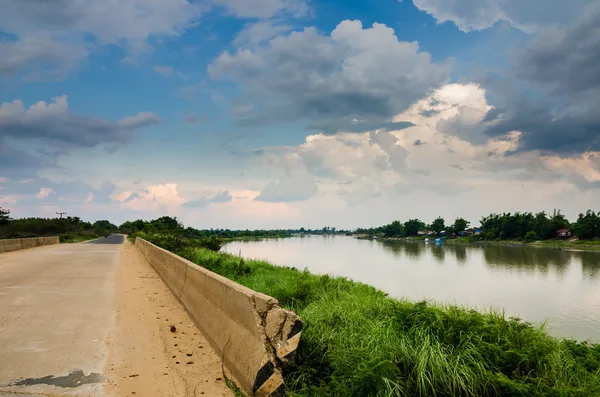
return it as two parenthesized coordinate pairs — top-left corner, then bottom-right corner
(143, 236), (600, 397)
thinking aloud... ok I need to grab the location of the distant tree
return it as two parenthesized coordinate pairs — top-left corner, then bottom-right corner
(524, 231), (539, 242)
(383, 220), (403, 237)
(404, 219), (424, 236)
(430, 217), (446, 235)
(572, 210), (600, 239)
(452, 218), (469, 234)
(147, 216), (184, 234)
(0, 207), (10, 226)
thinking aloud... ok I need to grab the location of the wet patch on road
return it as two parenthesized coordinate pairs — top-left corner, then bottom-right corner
(7, 370), (104, 388)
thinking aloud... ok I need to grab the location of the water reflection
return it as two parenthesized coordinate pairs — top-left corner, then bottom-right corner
(430, 244), (445, 263)
(576, 251), (600, 280)
(451, 244), (467, 265)
(381, 241), (425, 259)
(482, 245), (571, 277)
(224, 237), (600, 342)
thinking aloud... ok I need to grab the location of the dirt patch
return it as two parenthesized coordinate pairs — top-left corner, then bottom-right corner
(104, 240), (232, 397)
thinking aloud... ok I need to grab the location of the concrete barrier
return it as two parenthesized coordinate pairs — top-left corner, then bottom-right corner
(0, 237), (60, 253)
(135, 238), (302, 397)
(0, 239), (23, 253)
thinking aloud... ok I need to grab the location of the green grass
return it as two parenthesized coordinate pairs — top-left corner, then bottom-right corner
(59, 232), (100, 243)
(145, 238), (600, 397)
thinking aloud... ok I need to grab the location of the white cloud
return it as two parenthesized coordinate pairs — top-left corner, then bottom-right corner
(36, 188), (54, 199)
(116, 112), (162, 130)
(0, 0), (204, 77)
(0, 96), (160, 149)
(122, 183), (186, 212)
(412, 0), (592, 32)
(233, 20), (292, 47)
(209, 20), (451, 132)
(250, 82), (600, 224)
(255, 153), (318, 202)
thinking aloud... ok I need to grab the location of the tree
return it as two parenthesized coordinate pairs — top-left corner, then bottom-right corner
(452, 218), (469, 234)
(0, 207), (10, 226)
(147, 216), (184, 234)
(430, 217), (446, 235)
(383, 220), (403, 237)
(524, 231), (539, 242)
(404, 219), (425, 236)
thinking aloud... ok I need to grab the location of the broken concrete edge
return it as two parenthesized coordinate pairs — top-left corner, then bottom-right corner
(0, 236), (60, 253)
(133, 237), (303, 397)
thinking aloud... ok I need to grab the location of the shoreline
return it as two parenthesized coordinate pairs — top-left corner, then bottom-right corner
(359, 235), (600, 252)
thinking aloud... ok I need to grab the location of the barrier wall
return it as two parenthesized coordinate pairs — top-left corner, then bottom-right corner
(0, 236), (60, 253)
(135, 238), (302, 397)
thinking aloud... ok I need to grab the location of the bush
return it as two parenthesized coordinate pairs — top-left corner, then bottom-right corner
(524, 231), (539, 242)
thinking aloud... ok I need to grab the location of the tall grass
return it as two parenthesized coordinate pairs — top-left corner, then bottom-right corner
(144, 238), (600, 397)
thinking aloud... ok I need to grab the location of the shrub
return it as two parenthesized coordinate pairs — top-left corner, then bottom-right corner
(524, 231), (539, 242)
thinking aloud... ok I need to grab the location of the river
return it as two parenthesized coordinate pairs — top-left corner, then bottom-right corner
(223, 236), (600, 343)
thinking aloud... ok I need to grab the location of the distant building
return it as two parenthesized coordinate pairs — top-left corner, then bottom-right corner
(556, 229), (571, 238)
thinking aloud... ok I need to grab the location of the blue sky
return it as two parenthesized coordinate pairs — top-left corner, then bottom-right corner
(1, 0), (599, 229)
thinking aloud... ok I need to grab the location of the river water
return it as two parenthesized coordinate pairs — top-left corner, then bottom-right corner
(224, 236), (600, 343)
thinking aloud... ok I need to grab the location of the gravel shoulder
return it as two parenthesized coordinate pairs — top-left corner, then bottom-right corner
(104, 240), (232, 397)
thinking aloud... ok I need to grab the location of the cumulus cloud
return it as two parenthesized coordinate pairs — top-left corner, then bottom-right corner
(480, 5), (600, 153)
(255, 154), (318, 202)
(0, 36), (87, 79)
(254, 83), (600, 217)
(120, 183), (186, 212)
(182, 190), (233, 208)
(0, 96), (160, 148)
(209, 20), (451, 133)
(412, 0), (592, 32)
(0, 0), (203, 77)
(233, 20), (292, 47)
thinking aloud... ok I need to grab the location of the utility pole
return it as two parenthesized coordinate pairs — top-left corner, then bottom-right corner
(56, 212), (67, 219)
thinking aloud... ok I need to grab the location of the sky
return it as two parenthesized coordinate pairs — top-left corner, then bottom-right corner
(1, 0), (600, 229)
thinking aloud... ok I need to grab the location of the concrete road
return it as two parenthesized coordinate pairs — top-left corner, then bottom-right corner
(0, 235), (123, 397)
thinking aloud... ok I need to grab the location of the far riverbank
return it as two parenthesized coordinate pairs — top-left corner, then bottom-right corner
(359, 235), (600, 252)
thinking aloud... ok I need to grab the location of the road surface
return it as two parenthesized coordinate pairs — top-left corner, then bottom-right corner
(0, 235), (232, 397)
(0, 236), (122, 397)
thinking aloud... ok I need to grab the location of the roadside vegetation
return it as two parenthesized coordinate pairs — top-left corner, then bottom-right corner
(0, 207), (116, 242)
(139, 230), (600, 397)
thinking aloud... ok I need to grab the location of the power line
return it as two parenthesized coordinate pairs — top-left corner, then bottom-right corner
(56, 212), (67, 219)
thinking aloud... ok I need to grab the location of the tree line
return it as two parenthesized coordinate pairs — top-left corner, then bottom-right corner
(4, 206), (600, 245)
(0, 208), (118, 240)
(358, 209), (600, 241)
